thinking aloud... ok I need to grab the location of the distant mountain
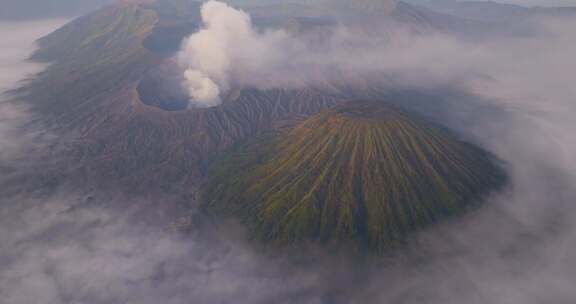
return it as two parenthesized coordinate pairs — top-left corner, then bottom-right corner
(406, 0), (576, 23)
(305, 0), (399, 14)
(411, 0), (576, 8)
(0, 0), (114, 20)
(202, 102), (507, 251)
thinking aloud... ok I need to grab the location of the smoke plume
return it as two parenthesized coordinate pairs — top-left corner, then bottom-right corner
(178, 0), (295, 106)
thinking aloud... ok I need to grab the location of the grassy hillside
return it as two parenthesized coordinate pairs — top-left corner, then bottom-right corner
(202, 101), (507, 251)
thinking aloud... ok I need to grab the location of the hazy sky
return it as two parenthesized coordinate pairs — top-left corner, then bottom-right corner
(479, 0), (576, 6)
(0, 20), (64, 92)
(1, 0), (575, 21)
(408, 0), (576, 6)
(0, 0), (113, 20)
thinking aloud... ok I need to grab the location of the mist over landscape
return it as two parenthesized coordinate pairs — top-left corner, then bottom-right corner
(1, 1), (576, 303)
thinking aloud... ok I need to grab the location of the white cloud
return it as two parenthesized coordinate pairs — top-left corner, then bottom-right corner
(0, 19), (66, 162)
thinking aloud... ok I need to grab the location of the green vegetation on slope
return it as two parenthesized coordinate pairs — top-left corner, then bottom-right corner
(202, 101), (507, 251)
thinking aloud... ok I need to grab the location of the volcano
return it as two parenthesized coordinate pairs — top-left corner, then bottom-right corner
(202, 102), (507, 250)
(14, 0), (508, 251)
(20, 0), (469, 189)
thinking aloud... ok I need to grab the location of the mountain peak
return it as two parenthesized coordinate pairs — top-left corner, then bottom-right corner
(201, 101), (507, 251)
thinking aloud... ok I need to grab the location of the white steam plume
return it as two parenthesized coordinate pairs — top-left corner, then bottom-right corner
(178, 0), (291, 107)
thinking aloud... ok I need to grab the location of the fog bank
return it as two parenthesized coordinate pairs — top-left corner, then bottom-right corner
(1, 7), (576, 304)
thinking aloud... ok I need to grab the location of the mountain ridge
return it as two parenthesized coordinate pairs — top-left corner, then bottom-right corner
(18, 0), (470, 192)
(202, 101), (508, 251)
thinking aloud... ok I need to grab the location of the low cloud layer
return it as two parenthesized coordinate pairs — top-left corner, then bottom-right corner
(0, 19), (67, 162)
(2, 6), (576, 304)
(0, 190), (329, 304)
(0, 20), (63, 92)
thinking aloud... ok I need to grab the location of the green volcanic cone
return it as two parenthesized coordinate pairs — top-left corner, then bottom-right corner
(201, 101), (507, 251)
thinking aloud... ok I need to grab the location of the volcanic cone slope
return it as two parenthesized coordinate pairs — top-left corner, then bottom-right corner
(202, 101), (507, 251)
